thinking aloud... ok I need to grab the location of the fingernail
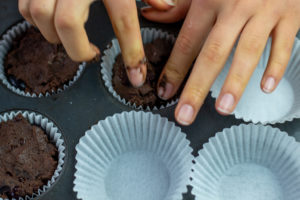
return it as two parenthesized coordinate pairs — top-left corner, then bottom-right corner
(164, 0), (176, 6)
(158, 82), (174, 100)
(217, 93), (235, 114)
(127, 67), (144, 87)
(177, 104), (194, 126)
(263, 77), (276, 93)
(126, 58), (147, 88)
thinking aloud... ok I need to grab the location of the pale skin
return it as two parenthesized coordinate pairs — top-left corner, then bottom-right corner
(19, 0), (300, 126)
(143, 0), (300, 125)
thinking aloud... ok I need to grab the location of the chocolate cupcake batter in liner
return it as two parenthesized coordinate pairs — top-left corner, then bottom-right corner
(101, 28), (178, 110)
(0, 21), (86, 97)
(0, 111), (65, 200)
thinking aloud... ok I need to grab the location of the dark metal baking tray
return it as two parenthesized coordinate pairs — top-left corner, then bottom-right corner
(1, 1), (300, 199)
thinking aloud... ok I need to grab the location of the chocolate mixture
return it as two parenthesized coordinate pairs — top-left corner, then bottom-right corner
(4, 27), (79, 94)
(112, 38), (176, 108)
(0, 114), (58, 199)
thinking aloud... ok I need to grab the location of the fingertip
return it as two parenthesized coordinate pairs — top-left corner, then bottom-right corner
(126, 63), (147, 88)
(175, 103), (195, 126)
(261, 76), (276, 94)
(157, 76), (175, 100)
(215, 93), (235, 115)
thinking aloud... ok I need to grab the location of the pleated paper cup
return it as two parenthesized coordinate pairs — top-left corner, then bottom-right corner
(211, 37), (300, 124)
(100, 28), (177, 110)
(191, 124), (300, 200)
(0, 110), (65, 200)
(0, 21), (86, 97)
(74, 111), (193, 200)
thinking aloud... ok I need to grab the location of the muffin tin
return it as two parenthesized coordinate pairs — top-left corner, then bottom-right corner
(1, 1), (300, 200)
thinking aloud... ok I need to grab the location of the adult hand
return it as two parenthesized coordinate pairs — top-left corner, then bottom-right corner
(145, 0), (300, 125)
(18, 0), (147, 87)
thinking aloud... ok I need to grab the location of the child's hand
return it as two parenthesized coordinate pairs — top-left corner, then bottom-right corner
(18, 0), (148, 87)
(144, 0), (300, 125)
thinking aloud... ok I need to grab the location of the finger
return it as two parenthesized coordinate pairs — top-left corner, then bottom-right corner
(30, 0), (60, 43)
(261, 17), (299, 93)
(18, 0), (35, 25)
(157, 0), (216, 100)
(215, 14), (278, 115)
(55, 0), (99, 62)
(174, 9), (250, 125)
(141, 0), (191, 23)
(103, 0), (146, 87)
(142, 0), (175, 11)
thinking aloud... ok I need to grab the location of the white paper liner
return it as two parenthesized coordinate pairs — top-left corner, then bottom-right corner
(0, 110), (65, 200)
(191, 124), (300, 200)
(74, 111), (193, 200)
(210, 37), (300, 124)
(100, 28), (177, 110)
(0, 21), (86, 97)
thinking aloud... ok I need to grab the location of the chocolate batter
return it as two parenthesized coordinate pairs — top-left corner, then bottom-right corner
(4, 27), (79, 94)
(112, 38), (175, 108)
(0, 114), (58, 199)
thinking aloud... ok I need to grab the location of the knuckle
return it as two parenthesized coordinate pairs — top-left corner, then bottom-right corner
(55, 13), (79, 30)
(176, 34), (194, 55)
(120, 15), (136, 31)
(30, 3), (51, 19)
(241, 34), (264, 54)
(230, 72), (247, 88)
(270, 9), (282, 21)
(232, 0), (258, 15)
(202, 41), (224, 63)
(269, 58), (286, 72)
(165, 62), (186, 82)
(114, 12), (137, 33)
(186, 85), (207, 104)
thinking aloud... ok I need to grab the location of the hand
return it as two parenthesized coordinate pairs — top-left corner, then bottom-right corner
(148, 0), (300, 125)
(18, 0), (147, 87)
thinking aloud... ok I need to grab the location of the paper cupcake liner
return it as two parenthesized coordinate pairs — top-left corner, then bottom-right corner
(101, 28), (177, 110)
(0, 21), (86, 97)
(211, 37), (300, 124)
(74, 111), (193, 200)
(191, 124), (300, 200)
(0, 110), (65, 200)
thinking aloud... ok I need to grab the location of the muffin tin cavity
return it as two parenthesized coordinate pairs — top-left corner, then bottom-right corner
(0, 21), (86, 97)
(74, 111), (193, 200)
(0, 111), (66, 200)
(100, 28), (177, 110)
